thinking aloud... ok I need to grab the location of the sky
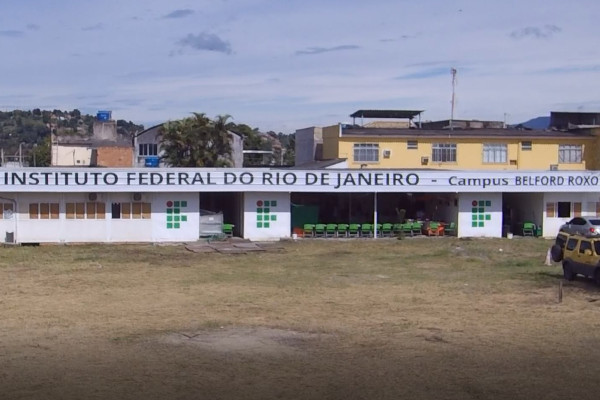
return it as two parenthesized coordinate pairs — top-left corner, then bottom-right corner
(1, 0), (599, 133)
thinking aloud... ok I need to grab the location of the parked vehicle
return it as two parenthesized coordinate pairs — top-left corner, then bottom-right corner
(559, 233), (600, 283)
(559, 217), (600, 237)
(550, 231), (569, 262)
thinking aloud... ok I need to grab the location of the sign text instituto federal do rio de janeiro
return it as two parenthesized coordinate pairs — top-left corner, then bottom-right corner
(1, 168), (600, 193)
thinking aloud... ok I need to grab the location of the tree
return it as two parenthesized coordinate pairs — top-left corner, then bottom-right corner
(28, 136), (51, 167)
(159, 113), (233, 167)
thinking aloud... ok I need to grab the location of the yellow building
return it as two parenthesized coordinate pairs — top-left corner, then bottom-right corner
(316, 110), (599, 171)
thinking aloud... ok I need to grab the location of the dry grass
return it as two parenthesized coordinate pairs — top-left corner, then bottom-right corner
(1, 237), (600, 399)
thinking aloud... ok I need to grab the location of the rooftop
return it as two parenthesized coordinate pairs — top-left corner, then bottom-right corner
(340, 126), (595, 139)
(350, 110), (424, 119)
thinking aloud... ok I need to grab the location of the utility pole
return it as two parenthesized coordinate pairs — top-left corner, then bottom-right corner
(450, 68), (457, 131)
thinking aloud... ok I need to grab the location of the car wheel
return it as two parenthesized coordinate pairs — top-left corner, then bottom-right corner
(550, 244), (563, 262)
(563, 262), (575, 281)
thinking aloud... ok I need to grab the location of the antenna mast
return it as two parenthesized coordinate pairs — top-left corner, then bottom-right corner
(450, 67), (457, 131)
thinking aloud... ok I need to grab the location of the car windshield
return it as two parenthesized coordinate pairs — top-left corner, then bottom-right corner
(589, 219), (600, 226)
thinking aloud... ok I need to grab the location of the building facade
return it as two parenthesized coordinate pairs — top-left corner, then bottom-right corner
(320, 123), (598, 170)
(1, 168), (600, 244)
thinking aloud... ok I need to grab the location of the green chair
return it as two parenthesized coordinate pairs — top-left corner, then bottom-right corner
(303, 224), (315, 238)
(381, 223), (393, 237)
(522, 222), (535, 236)
(348, 223), (361, 237)
(325, 223), (338, 237)
(444, 222), (456, 236)
(361, 223), (373, 237)
(392, 223), (403, 236)
(402, 223), (414, 237)
(337, 223), (349, 238)
(314, 223), (326, 237)
(222, 223), (234, 237)
(411, 222), (423, 236)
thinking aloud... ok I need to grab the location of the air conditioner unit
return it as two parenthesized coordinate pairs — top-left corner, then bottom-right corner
(132, 192), (143, 201)
(421, 156), (429, 165)
(382, 149), (391, 158)
(550, 164), (558, 171)
(88, 193), (98, 201)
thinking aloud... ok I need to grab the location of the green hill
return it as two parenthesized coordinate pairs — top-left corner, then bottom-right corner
(0, 109), (144, 158)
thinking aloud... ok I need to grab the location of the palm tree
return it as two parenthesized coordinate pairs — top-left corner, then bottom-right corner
(159, 113), (233, 167)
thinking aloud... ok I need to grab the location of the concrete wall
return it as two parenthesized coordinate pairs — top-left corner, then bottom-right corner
(322, 125), (340, 160)
(92, 121), (118, 141)
(294, 127), (322, 166)
(52, 145), (93, 166)
(542, 192), (600, 237)
(243, 192), (290, 241)
(458, 193), (503, 237)
(7, 192), (200, 243)
(151, 192), (200, 242)
(229, 132), (243, 168)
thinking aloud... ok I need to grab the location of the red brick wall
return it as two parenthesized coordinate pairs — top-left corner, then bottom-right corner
(96, 147), (133, 167)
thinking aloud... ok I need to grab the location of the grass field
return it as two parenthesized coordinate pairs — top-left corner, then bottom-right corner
(2, 237), (600, 400)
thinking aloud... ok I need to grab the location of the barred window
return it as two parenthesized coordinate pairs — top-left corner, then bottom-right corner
(29, 203), (59, 219)
(407, 140), (418, 150)
(66, 202), (106, 219)
(559, 144), (582, 163)
(483, 143), (507, 163)
(432, 143), (456, 162)
(111, 202), (151, 219)
(521, 141), (532, 151)
(139, 143), (158, 156)
(0, 203), (14, 219)
(353, 143), (379, 162)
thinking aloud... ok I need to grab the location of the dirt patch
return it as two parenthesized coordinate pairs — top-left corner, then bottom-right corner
(161, 326), (328, 355)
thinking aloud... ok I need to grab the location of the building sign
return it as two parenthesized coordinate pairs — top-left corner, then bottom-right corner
(471, 200), (491, 228)
(2, 168), (600, 193)
(166, 200), (188, 229)
(256, 200), (277, 229)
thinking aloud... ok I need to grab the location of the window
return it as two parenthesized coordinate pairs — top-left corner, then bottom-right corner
(559, 144), (582, 163)
(521, 141), (532, 151)
(407, 140), (418, 150)
(139, 143), (158, 156)
(565, 238), (578, 251)
(432, 143), (456, 163)
(573, 202), (582, 217)
(29, 203), (59, 219)
(579, 240), (592, 254)
(546, 202), (555, 217)
(66, 202), (106, 219)
(353, 143), (379, 162)
(111, 202), (151, 219)
(0, 203), (14, 219)
(483, 143), (507, 163)
(557, 202), (571, 218)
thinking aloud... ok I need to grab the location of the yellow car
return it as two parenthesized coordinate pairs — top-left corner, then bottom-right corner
(561, 234), (600, 283)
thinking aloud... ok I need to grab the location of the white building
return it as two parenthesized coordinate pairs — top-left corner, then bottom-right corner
(0, 168), (599, 244)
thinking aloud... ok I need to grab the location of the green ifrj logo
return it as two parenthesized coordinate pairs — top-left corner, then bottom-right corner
(166, 200), (188, 229)
(256, 200), (277, 228)
(471, 200), (491, 228)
